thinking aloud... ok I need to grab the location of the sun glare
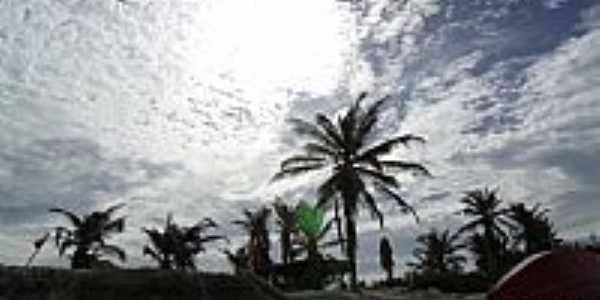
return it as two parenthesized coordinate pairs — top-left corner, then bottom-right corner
(190, 0), (354, 97)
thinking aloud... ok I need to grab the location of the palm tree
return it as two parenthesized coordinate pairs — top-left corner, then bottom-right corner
(142, 214), (226, 271)
(508, 203), (557, 256)
(272, 93), (431, 289)
(291, 211), (344, 263)
(49, 203), (126, 269)
(407, 229), (466, 275)
(456, 188), (513, 279)
(273, 197), (297, 265)
(379, 236), (394, 283)
(233, 207), (272, 277)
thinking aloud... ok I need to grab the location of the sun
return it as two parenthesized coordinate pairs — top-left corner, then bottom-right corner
(187, 0), (355, 97)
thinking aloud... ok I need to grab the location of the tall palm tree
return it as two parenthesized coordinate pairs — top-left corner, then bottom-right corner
(273, 93), (431, 289)
(379, 236), (394, 283)
(142, 214), (227, 271)
(49, 203), (126, 269)
(508, 203), (557, 255)
(233, 207), (272, 277)
(456, 188), (513, 279)
(273, 197), (297, 265)
(407, 229), (466, 275)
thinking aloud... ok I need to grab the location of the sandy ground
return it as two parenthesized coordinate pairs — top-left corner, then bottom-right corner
(286, 289), (486, 300)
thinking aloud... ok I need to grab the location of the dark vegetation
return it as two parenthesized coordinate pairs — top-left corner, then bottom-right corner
(7, 92), (573, 296)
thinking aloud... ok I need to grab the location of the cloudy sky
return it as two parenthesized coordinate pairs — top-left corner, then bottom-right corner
(1, 0), (599, 280)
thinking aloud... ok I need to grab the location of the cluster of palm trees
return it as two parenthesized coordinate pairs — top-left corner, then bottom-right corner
(36, 93), (430, 291)
(44, 204), (228, 271)
(34, 93), (565, 293)
(403, 187), (559, 287)
(272, 92), (431, 289)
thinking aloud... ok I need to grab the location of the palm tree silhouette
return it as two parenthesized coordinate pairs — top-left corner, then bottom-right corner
(407, 229), (466, 275)
(456, 188), (512, 279)
(142, 214), (226, 271)
(49, 203), (126, 269)
(273, 197), (298, 265)
(233, 207), (272, 277)
(273, 93), (431, 289)
(508, 202), (557, 255)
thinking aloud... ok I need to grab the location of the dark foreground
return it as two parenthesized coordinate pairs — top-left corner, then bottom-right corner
(0, 266), (285, 300)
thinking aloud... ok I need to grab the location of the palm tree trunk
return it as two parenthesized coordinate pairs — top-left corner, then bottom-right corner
(484, 229), (496, 281)
(345, 211), (357, 290)
(281, 229), (290, 264)
(72, 247), (92, 269)
(334, 198), (344, 253)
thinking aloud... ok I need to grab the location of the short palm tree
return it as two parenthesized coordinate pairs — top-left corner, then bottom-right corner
(233, 207), (272, 276)
(508, 203), (557, 255)
(49, 203), (126, 269)
(273, 93), (431, 289)
(456, 188), (513, 279)
(142, 214), (227, 271)
(407, 229), (466, 275)
(273, 197), (298, 265)
(291, 202), (344, 262)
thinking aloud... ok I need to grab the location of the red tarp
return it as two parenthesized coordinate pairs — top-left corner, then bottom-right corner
(488, 249), (600, 300)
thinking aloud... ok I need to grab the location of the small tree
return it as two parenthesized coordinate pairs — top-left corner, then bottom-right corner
(49, 204), (126, 269)
(142, 214), (227, 271)
(233, 207), (272, 277)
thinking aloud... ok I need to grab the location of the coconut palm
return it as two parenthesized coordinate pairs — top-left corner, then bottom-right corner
(379, 236), (394, 283)
(407, 229), (466, 275)
(142, 214), (227, 271)
(233, 207), (272, 276)
(508, 203), (557, 255)
(456, 188), (513, 279)
(272, 93), (431, 289)
(273, 197), (298, 265)
(49, 203), (126, 269)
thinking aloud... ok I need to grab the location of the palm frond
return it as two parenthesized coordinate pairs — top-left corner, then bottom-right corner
(380, 160), (432, 177)
(375, 183), (419, 223)
(356, 166), (399, 188)
(199, 235), (228, 244)
(361, 186), (384, 228)
(304, 142), (338, 158)
(356, 96), (389, 143)
(316, 174), (341, 208)
(49, 208), (82, 227)
(103, 203), (125, 217)
(356, 134), (426, 162)
(271, 163), (327, 182)
(280, 155), (326, 170)
(288, 118), (340, 150)
(104, 217), (125, 234)
(58, 238), (77, 257)
(315, 114), (346, 149)
(101, 244), (127, 262)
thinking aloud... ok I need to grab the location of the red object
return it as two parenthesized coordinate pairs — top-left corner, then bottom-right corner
(488, 249), (600, 300)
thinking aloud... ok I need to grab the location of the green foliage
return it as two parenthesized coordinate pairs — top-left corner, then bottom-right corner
(294, 201), (324, 238)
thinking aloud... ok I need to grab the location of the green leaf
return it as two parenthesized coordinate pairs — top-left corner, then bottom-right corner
(295, 201), (324, 238)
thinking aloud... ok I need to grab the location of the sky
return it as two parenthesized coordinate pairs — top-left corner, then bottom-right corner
(1, 0), (599, 281)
